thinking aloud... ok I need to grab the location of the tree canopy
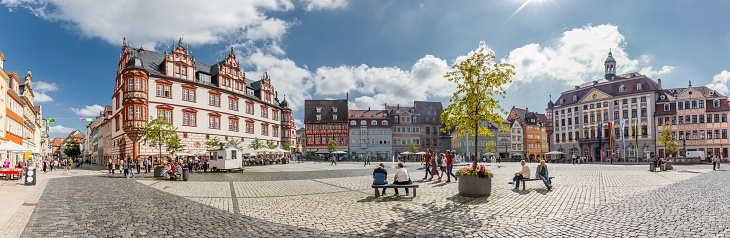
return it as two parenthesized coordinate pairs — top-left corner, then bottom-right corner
(657, 121), (678, 157)
(408, 142), (418, 153)
(142, 116), (184, 158)
(440, 46), (515, 169)
(63, 139), (81, 159)
(204, 137), (221, 148)
(327, 140), (339, 153)
(250, 138), (264, 150)
(267, 140), (278, 149)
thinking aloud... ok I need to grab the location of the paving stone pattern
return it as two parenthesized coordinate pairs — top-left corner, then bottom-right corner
(20, 162), (729, 237)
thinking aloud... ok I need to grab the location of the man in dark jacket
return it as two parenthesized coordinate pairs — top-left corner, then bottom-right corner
(373, 163), (388, 195)
(535, 160), (552, 190)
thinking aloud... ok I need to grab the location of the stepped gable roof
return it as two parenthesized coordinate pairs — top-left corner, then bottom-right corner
(304, 99), (348, 124)
(553, 72), (659, 108)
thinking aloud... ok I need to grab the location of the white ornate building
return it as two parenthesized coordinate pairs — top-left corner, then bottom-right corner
(110, 38), (295, 160)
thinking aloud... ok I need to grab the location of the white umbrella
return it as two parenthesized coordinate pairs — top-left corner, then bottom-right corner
(331, 151), (347, 154)
(254, 148), (272, 154)
(482, 152), (496, 155)
(415, 152), (426, 155)
(0, 142), (31, 152)
(401, 152), (411, 155)
(545, 151), (565, 155)
(194, 150), (210, 156)
(274, 148), (288, 153)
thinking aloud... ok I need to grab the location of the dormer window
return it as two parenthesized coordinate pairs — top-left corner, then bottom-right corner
(333, 115), (338, 120)
(382, 121), (388, 125)
(316, 107), (321, 113)
(710, 91), (715, 96)
(350, 121), (356, 126)
(361, 120), (366, 125)
(572, 95), (577, 102)
(316, 115), (321, 121)
(619, 85), (626, 93)
(333, 107), (338, 113)
(714, 100), (720, 108)
(664, 104), (670, 111)
(636, 84), (642, 90)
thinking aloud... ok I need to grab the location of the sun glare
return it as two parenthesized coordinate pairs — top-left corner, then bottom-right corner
(508, 0), (550, 20)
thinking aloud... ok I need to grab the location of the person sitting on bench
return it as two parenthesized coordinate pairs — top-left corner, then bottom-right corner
(510, 160), (530, 190)
(373, 163), (388, 195)
(535, 160), (552, 190)
(393, 162), (412, 196)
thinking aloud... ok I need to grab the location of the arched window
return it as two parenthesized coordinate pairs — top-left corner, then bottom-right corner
(371, 120), (377, 125)
(360, 120), (366, 126)
(382, 120), (388, 126)
(350, 121), (356, 126)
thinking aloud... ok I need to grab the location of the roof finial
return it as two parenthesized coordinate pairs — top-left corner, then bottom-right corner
(179, 37), (183, 47)
(689, 80), (692, 87)
(230, 46), (235, 56)
(123, 37), (127, 46)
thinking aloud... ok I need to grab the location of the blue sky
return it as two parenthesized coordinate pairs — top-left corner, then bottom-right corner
(1, 0), (729, 139)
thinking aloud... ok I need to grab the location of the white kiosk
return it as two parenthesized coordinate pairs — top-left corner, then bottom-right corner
(207, 143), (246, 172)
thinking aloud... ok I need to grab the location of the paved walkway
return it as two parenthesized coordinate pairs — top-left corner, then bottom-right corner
(6, 162), (728, 237)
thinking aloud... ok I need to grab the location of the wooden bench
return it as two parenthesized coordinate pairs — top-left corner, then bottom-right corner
(519, 177), (554, 190)
(371, 184), (419, 197)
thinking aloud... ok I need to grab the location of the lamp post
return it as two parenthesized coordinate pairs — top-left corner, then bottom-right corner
(682, 136), (686, 157)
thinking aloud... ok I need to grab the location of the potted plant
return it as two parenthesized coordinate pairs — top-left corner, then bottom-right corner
(439, 46), (515, 198)
(456, 164), (494, 197)
(153, 164), (167, 177)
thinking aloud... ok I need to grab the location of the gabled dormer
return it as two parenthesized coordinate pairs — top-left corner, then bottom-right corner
(259, 72), (273, 104)
(213, 47), (246, 93)
(164, 38), (196, 81)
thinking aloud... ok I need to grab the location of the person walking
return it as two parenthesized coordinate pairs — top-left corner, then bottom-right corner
(428, 152), (439, 181)
(422, 149), (432, 180)
(129, 159), (136, 178)
(438, 153), (447, 181)
(123, 159), (130, 178)
(445, 150), (457, 182)
(712, 155), (718, 170)
(330, 155), (337, 166)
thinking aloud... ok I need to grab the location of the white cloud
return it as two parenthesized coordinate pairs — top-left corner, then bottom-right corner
(69, 104), (104, 117)
(312, 54), (452, 110)
(707, 70), (730, 95)
(241, 51), (313, 110)
(1, 0), (297, 49)
(48, 125), (74, 134)
(31, 81), (58, 103)
(301, 0), (347, 11)
(639, 65), (676, 78)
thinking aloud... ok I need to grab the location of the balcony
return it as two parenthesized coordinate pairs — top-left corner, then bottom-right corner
(123, 120), (147, 129)
(124, 91), (147, 101)
(281, 121), (293, 127)
(577, 137), (610, 143)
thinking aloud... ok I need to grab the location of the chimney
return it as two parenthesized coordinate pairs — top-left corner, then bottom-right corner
(397, 104), (399, 110)
(658, 79), (662, 90)
(575, 86), (579, 89)
(368, 107), (370, 111)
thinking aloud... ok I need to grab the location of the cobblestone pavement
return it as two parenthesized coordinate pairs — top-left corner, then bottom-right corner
(141, 162), (722, 237)
(19, 162), (727, 237)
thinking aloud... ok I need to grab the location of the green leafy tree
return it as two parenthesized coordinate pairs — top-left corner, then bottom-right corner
(327, 140), (339, 153)
(142, 116), (184, 161)
(657, 121), (678, 157)
(282, 142), (292, 151)
(63, 140), (81, 160)
(484, 140), (496, 153)
(204, 137), (221, 148)
(250, 138), (264, 150)
(267, 140), (278, 149)
(227, 139), (240, 148)
(440, 46), (515, 170)
(408, 142), (418, 153)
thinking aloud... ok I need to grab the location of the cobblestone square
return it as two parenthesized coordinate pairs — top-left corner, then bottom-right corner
(5, 162), (728, 237)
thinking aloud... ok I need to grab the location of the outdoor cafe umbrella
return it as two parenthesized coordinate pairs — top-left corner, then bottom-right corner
(414, 152), (426, 155)
(0, 141), (31, 152)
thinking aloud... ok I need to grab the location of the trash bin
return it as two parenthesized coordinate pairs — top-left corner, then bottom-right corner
(182, 168), (189, 181)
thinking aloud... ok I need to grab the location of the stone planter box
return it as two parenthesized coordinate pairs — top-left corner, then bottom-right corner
(154, 167), (166, 177)
(458, 175), (492, 197)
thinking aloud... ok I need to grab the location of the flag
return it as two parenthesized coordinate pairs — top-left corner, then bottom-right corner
(634, 120), (638, 149)
(597, 123), (603, 151)
(608, 122), (613, 154)
(620, 120), (626, 149)
(80, 118), (86, 121)
(87, 118), (94, 121)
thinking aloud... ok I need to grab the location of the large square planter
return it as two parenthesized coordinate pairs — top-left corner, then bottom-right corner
(458, 175), (492, 197)
(154, 167), (166, 177)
